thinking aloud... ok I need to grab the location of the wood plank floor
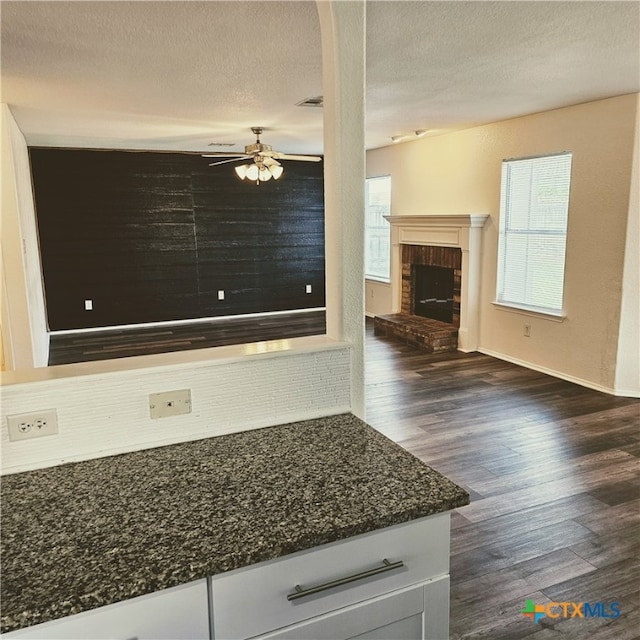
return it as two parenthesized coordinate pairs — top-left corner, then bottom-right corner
(48, 310), (326, 365)
(364, 320), (640, 640)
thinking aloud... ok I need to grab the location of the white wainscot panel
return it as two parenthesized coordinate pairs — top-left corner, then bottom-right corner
(1, 343), (351, 473)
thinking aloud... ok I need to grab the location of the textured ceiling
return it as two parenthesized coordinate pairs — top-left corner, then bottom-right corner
(2, 1), (639, 155)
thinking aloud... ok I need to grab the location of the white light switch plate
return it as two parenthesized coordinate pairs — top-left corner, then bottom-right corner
(149, 389), (192, 419)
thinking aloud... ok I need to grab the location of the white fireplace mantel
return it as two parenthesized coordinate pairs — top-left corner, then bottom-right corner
(384, 214), (489, 352)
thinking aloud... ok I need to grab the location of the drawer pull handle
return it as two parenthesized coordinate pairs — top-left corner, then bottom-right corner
(286, 558), (404, 601)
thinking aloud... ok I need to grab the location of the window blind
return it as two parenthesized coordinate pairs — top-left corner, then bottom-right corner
(496, 153), (572, 314)
(365, 176), (391, 281)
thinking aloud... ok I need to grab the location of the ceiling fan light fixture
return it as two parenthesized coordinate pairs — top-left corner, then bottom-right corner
(270, 165), (284, 180)
(245, 164), (260, 181)
(236, 161), (283, 183)
(235, 164), (250, 179)
(258, 166), (272, 181)
(208, 128), (319, 184)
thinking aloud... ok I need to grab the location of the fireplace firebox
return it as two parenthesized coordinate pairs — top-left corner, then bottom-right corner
(401, 244), (462, 328)
(413, 265), (455, 323)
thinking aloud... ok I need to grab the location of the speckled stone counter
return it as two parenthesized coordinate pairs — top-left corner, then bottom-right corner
(0, 413), (469, 634)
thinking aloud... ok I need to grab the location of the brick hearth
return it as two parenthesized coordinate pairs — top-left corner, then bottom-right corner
(374, 313), (458, 353)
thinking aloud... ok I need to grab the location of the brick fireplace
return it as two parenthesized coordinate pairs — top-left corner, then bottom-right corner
(376, 214), (488, 352)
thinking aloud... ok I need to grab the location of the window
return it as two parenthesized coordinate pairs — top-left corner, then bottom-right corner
(496, 153), (572, 316)
(365, 175), (391, 281)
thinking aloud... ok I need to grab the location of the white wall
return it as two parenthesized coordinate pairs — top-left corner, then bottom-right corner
(367, 94), (639, 395)
(614, 94), (640, 397)
(1, 105), (49, 369)
(318, 0), (366, 416)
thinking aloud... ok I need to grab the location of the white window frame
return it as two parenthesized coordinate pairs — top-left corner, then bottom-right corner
(365, 175), (391, 282)
(495, 152), (572, 318)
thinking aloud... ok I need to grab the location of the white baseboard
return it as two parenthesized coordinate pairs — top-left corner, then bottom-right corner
(612, 387), (640, 398)
(50, 308), (326, 336)
(477, 347), (639, 398)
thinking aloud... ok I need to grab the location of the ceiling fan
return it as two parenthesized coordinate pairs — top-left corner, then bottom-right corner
(202, 127), (321, 184)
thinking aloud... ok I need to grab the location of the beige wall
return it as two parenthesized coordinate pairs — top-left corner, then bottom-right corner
(367, 94), (639, 395)
(365, 279), (392, 317)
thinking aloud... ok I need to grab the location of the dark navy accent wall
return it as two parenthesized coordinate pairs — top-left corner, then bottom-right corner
(30, 148), (325, 331)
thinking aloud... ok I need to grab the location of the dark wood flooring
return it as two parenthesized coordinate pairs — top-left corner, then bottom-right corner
(47, 310), (326, 365)
(365, 320), (640, 640)
(48, 314), (639, 638)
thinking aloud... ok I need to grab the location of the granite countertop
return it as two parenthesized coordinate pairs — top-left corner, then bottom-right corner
(0, 413), (469, 633)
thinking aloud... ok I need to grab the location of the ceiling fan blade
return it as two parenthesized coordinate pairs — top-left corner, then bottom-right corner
(202, 152), (248, 158)
(274, 154), (322, 162)
(208, 156), (251, 167)
(261, 156), (281, 167)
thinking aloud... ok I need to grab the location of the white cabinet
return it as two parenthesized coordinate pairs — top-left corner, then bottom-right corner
(1, 580), (209, 640)
(210, 513), (451, 640)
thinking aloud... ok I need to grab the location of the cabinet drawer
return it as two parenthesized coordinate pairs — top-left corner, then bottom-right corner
(253, 582), (426, 640)
(2, 580), (209, 640)
(210, 513), (450, 639)
(253, 575), (449, 640)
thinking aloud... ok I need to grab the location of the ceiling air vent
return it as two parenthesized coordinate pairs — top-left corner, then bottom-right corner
(296, 96), (323, 108)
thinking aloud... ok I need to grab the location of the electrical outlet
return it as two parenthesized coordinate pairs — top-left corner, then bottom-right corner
(149, 389), (192, 419)
(524, 323), (531, 337)
(305, 284), (312, 294)
(218, 290), (225, 301)
(7, 409), (58, 442)
(84, 299), (93, 310)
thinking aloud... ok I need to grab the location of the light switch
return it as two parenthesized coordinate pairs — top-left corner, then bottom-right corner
(149, 389), (192, 419)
